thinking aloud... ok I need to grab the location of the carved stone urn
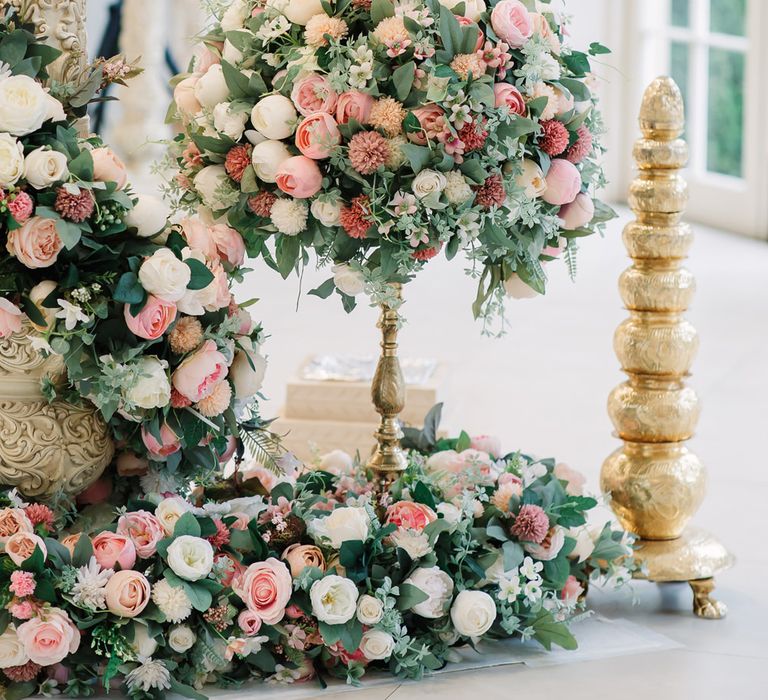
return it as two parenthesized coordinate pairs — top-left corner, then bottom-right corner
(0, 326), (113, 498)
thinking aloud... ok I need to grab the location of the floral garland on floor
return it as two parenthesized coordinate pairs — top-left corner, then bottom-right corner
(0, 409), (634, 698)
(167, 0), (614, 328)
(0, 9), (272, 496)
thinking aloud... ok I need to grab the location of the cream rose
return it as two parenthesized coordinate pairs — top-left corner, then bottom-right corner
(356, 594), (384, 625)
(412, 169), (446, 199)
(221, 0), (249, 31)
(0, 75), (56, 136)
(332, 264), (364, 296)
(166, 535), (214, 581)
(194, 64), (230, 109)
(310, 575), (359, 624)
(284, 0), (325, 25)
(360, 630), (395, 661)
(310, 506), (370, 548)
(450, 590), (496, 637)
(127, 194), (171, 238)
(169, 625), (197, 653)
(6, 216), (63, 269)
(310, 198), (342, 227)
(230, 337), (267, 399)
(156, 497), (192, 536)
(91, 147), (128, 189)
(138, 248), (191, 303)
(282, 543), (325, 577)
(404, 566), (454, 619)
(251, 140), (292, 183)
(0, 625), (29, 669)
(174, 74), (202, 121)
(0, 133), (24, 187)
(251, 95), (297, 140)
(126, 356), (171, 410)
(105, 571), (152, 618)
(23, 147), (68, 189)
(131, 624), (158, 658)
(17, 608), (80, 666)
(213, 102), (249, 141)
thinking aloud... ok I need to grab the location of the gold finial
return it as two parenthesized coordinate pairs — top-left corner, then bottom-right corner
(638, 76), (685, 139)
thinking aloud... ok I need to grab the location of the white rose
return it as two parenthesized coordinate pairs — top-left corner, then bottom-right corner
(404, 566), (454, 619)
(251, 95), (297, 140)
(450, 590), (496, 637)
(230, 337), (267, 399)
(251, 140), (292, 183)
(0, 133), (24, 187)
(435, 503), (462, 529)
(310, 198), (341, 227)
(565, 526), (596, 563)
(221, 0), (249, 31)
(126, 356), (171, 409)
(284, 0), (325, 24)
(438, 0), (486, 21)
(45, 94), (66, 123)
(412, 169), (446, 199)
(356, 594), (384, 625)
(194, 64), (231, 109)
(138, 248), (191, 302)
(318, 449), (353, 476)
(213, 102), (249, 141)
(0, 75), (55, 136)
(311, 506), (370, 548)
(0, 625), (29, 668)
(359, 630), (394, 661)
(23, 147), (68, 189)
(503, 273), (540, 299)
(390, 528), (431, 559)
(168, 625), (197, 653)
(194, 164), (233, 209)
(156, 497), (192, 536)
(127, 194), (171, 238)
(166, 535), (215, 582)
(222, 39), (245, 65)
(131, 624), (158, 657)
(514, 158), (547, 199)
(332, 264), (364, 296)
(310, 575), (359, 624)
(177, 248), (223, 315)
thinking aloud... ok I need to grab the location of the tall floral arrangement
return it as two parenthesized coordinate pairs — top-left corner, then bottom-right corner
(169, 0), (613, 326)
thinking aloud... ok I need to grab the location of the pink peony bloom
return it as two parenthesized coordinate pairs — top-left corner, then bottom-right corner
(6, 533), (46, 566)
(179, 216), (217, 258)
(91, 147), (128, 189)
(6, 216), (63, 269)
(291, 74), (338, 117)
(209, 223), (246, 267)
(542, 159), (581, 206)
(336, 91), (374, 125)
(116, 510), (165, 558)
(558, 193), (594, 230)
(294, 113), (341, 160)
(408, 104), (445, 145)
(491, 0), (533, 48)
(92, 531), (136, 570)
(172, 339), (228, 403)
(386, 501), (437, 532)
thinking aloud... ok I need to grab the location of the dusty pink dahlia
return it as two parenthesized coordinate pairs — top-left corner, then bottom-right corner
(55, 187), (95, 222)
(339, 195), (373, 239)
(412, 244), (442, 261)
(206, 518), (231, 550)
(3, 661), (41, 682)
(458, 118), (488, 152)
(225, 144), (252, 183)
(539, 120), (570, 156)
(348, 131), (389, 175)
(472, 174), (506, 208)
(248, 190), (277, 218)
(566, 125), (593, 163)
(510, 503), (550, 544)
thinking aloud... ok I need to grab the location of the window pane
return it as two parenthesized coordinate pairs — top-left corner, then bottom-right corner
(706, 48), (744, 176)
(710, 0), (746, 36)
(670, 41), (690, 138)
(671, 0), (690, 26)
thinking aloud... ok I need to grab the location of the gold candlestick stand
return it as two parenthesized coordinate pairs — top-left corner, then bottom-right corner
(601, 77), (733, 618)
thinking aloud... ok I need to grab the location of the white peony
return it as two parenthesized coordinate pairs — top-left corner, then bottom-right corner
(356, 594), (384, 625)
(360, 630), (395, 660)
(213, 102), (249, 141)
(404, 566), (454, 619)
(230, 337), (267, 399)
(166, 536), (214, 582)
(515, 158), (547, 199)
(131, 624), (159, 658)
(221, 0), (249, 31)
(332, 264), (365, 296)
(138, 248), (191, 302)
(126, 356), (171, 409)
(390, 528), (431, 559)
(412, 168), (447, 199)
(438, 0), (486, 21)
(127, 194), (171, 238)
(450, 590), (497, 637)
(194, 164), (234, 210)
(270, 198), (308, 235)
(310, 575), (359, 624)
(152, 579), (193, 623)
(310, 506), (370, 548)
(0, 625), (29, 668)
(156, 497), (191, 536)
(168, 625), (197, 653)
(194, 64), (231, 109)
(0, 133), (24, 187)
(251, 95), (297, 140)
(23, 147), (68, 189)
(251, 139), (292, 183)
(0, 75), (60, 136)
(284, 0), (325, 24)
(310, 198), (341, 227)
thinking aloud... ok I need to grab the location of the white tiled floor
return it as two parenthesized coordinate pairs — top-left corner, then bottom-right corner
(233, 207), (768, 699)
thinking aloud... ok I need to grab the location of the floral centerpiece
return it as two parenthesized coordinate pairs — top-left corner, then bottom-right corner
(168, 0), (614, 327)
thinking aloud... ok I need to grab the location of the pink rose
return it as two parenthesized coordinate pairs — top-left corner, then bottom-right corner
(493, 83), (526, 114)
(238, 610), (263, 636)
(124, 295), (177, 340)
(294, 113), (341, 160)
(470, 435), (502, 457)
(141, 423), (181, 461)
(524, 526), (565, 561)
(491, 0), (533, 48)
(180, 217), (217, 258)
(0, 298), (22, 338)
(291, 74), (338, 117)
(17, 608), (80, 666)
(542, 159), (581, 205)
(76, 477), (112, 505)
(5, 532), (47, 566)
(6, 216), (63, 269)
(553, 462), (587, 496)
(174, 74), (202, 121)
(498, 472), (522, 487)
(425, 449), (465, 474)
(116, 510), (165, 558)
(336, 91), (374, 125)
(104, 570), (151, 617)
(209, 223), (245, 267)
(228, 513), (251, 531)
(386, 501), (437, 532)
(282, 543), (326, 577)
(275, 156), (323, 199)
(409, 104), (446, 145)
(561, 575), (584, 604)
(235, 557), (292, 625)
(91, 147), (128, 189)
(172, 339), (228, 403)
(558, 193), (594, 230)
(92, 531), (137, 570)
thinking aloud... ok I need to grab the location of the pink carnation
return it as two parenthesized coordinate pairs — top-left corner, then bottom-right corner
(7, 192), (33, 222)
(9, 571), (36, 597)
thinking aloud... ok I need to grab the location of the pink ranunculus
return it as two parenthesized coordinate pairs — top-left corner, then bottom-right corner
(174, 74), (202, 121)
(275, 156), (323, 199)
(409, 104), (446, 145)
(91, 147), (128, 189)
(237, 609), (263, 636)
(124, 295), (177, 340)
(470, 435), (502, 457)
(76, 477), (112, 505)
(235, 557), (292, 625)
(543, 159), (581, 206)
(92, 531), (137, 570)
(0, 298), (23, 338)
(561, 574), (584, 604)
(457, 16), (485, 51)
(524, 526), (566, 561)
(5, 532), (47, 566)
(116, 510), (165, 558)
(493, 83), (526, 114)
(291, 74), (338, 117)
(104, 570), (151, 617)
(179, 217), (217, 258)
(491, 0), (533, 48)
(336, 91), (374, 125)
(172, 339), (228, 403)
(294, 113), (341, 160)
(17, 607), (80, 666)
(558, 192), (594, 230)
(194, 45), (221, 73)
(497, 472), (523, 487)
(6, 216), (63, 269)
(386, 501), (437, 532)
(554, 462), (588, 496)
(141, 423), (181, 461)
(209, 223), (246, 267)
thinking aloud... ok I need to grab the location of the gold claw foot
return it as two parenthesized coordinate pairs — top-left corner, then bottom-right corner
(689, 578), (727, 619)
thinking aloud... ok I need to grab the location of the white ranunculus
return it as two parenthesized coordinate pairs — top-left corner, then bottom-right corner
(404, 566), (454, 619)
(360, 630), (395, 660)
(251, 140), (292, 183)
(310, 575), (359, 624)
(390, 528), (431, 560)
(332, 264), (364, 296)
(126, 194), (171, 238)
(356, 594), (384, 625)
(251, 95), (297, 140)
(125, 356), (171, 410)
(317, 449), (354, 476)
(230, 337), (267, 399)
(0, 75), (56, 136)
(156, 497), (192, 536)
(213, 102), (249, 141)
(221, 0), (249, 31)
(194, 164), (232, 210)
(168, 624), (197, 653)
(438, 0), (486, 21)
(0, 133), (24, 187)
(412, 169), (447, 199)
(503, 273), (540, 299)
(450, 590), (497, 637)
(515, 158), (547, 199)
(131, 624), (158, 657)
(284, 0), (325, 24)
(194, 64), (231, 109)
(0, 625), (29, 669)
(310, 198), (341, 227)
(138, 247), (191, 302)
(311, 506), (370, 548)
(166, 535), (215, 582)
(23, 147), (68, 189)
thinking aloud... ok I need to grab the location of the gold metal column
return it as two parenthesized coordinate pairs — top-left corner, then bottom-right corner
(601, 77), (734, 618)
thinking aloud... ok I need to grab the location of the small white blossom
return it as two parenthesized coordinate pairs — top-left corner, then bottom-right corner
(520, 556), (543, 581)
(498, 574), (522, 603)
(55, 299), (90, 331)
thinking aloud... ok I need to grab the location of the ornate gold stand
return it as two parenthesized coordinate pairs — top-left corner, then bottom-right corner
(600, 77), (733, 618)
(367, 283), (408, 490)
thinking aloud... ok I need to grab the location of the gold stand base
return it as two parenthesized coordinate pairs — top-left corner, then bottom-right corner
(632, 525), (735, 619)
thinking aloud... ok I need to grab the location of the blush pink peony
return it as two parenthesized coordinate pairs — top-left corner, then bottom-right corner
(542, 159), (581, 205)
(172, 339), (228, 403)
(91, 147), (128, 189)
(124, 295), (177, 340)
(385, 501), (437, 532)
(336, 91), (374, 124)
(116, 510), (165, 558)
(294, 113), (341, 160)
(275, 156), (323, 198)
(491, 0), (533, 48)
(92, 531), (136, 570)
(6, 216), (63, 269)
(5, 532), (47, 566)
(209, 223), (246, 267)
(291, 74), (338, 116)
